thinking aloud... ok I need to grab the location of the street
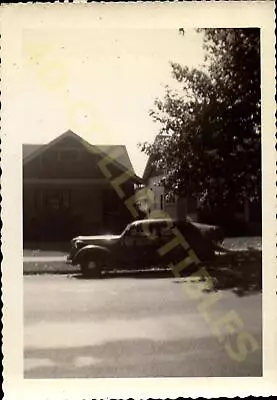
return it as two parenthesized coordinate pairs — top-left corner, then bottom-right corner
(24, 271), (262, 378)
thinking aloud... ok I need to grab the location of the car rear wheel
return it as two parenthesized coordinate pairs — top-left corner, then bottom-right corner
(80, 259), (102, 278)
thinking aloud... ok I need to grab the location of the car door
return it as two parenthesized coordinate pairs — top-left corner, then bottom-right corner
(135, 221), (172, 267)
(146, 221), (177, 267)
(121, 223), (155, 269)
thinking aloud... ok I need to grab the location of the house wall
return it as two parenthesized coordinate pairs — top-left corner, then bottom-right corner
(146, 175), (199, 221)
(145, 167), (261, 234)
(23, 181), (134, 241)
(23, 183), (101, 240)
(23, 136), (136, 242)
(148, 176), (164, 212)
(147, 175), (178, 219)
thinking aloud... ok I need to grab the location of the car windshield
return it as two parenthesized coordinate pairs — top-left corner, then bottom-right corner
(121, 224), (131, 237)
(121, 220), (173, 238)
(121, 222), (144, 237)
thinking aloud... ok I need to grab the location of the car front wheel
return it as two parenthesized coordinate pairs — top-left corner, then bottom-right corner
(80, 259), (102, 278)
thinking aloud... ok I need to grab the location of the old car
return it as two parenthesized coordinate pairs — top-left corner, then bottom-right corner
(67, 218), (224, 278)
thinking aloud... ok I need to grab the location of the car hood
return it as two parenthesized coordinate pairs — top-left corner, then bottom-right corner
(73, 234), (121, 244)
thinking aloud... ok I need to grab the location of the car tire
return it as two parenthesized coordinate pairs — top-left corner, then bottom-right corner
(80, 259), (102, 278)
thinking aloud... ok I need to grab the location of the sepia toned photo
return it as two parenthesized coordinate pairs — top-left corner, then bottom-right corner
(1, 2), (276, 398)
(22, 26), (263, 379)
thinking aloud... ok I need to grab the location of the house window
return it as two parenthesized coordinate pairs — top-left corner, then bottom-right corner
(44, 189), (71, 211)
(165, 193), (176, 204)
(39, 149), (80, 167)
(160, 194), (164, 210)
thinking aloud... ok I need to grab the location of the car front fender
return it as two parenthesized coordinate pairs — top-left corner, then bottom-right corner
(74, 245), (112, 265)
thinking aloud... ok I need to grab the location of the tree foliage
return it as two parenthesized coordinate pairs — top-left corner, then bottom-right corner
(141, 29), (261, 212)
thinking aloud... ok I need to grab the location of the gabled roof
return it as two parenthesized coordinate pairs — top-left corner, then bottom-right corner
(23, 130), (142, 183)
(142, 134), (165, 181)
(142, 156), (154, 181)
(23, 144), (43, 159)
(142, 153), (164, 181)
(97, 145), (134, 177)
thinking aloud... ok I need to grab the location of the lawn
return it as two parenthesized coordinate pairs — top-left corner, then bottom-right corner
(223, 237), (261, 251)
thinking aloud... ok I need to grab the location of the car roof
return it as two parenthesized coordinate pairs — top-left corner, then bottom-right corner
(130, 218), (180, 226)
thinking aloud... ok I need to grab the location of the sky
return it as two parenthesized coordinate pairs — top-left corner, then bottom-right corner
(18, 28), (205, 176)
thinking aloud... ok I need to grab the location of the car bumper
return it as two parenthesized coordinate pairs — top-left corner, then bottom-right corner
(66, 255), (73, 264)
(67, 252), (79, 265)
(67, 247), (79, 265)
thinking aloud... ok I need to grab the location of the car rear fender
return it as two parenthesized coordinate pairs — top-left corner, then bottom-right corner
(75, 245), (112, 265)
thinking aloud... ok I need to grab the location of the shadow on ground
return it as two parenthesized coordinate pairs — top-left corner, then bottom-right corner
(24, 335), (262, 378)
(71, 249), (262, 297)
(180, 249), (262, 297)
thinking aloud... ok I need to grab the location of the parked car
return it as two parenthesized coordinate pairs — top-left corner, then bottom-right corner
(67, 218), (224, 278)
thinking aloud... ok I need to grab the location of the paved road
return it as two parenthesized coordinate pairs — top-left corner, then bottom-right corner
(24, 273), (262, 378)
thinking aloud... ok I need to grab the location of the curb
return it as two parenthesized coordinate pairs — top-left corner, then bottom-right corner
(23, 260), (79, 275)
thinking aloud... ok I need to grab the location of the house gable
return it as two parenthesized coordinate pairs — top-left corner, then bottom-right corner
(24, 134), (104, 180)
(142, 155), (164, 182)
(23, 130), (141, 182)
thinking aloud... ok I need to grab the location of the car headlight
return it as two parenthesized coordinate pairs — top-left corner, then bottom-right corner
(71, 239), (82, 249)
(74, 240), (83, 248)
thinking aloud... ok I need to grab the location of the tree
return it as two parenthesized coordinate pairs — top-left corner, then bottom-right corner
(140, 29), (261, 221)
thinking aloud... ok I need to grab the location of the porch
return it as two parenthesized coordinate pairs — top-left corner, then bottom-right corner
(23, 178), (132, 242)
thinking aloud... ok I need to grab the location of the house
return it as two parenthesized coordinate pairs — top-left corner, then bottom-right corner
(142, 155), (198, 221)
(23, 130), (142, 243)
(142, 152), (261, 236)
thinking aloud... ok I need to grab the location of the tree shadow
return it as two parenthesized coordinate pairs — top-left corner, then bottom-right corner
(71, 268), (174, 281)
(24, 336), (262, 378)
(71, 249), (262, 297)
(190, 249), (262, 296)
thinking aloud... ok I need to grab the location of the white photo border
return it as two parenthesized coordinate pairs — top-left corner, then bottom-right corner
(1, 1), (276, 398)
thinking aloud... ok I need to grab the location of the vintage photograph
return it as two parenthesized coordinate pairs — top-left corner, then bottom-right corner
(22, 26), (263, 378)
(1, 2), (276, 398)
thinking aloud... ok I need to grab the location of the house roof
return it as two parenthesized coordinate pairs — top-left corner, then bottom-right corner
(23, 144), (43, 159)
(142, 134), (165, 181)
(142, 153), (164, 181)
(142, 156), (154, 181)
(23, 130), (142, 183)
(96, 145), (134, 177)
